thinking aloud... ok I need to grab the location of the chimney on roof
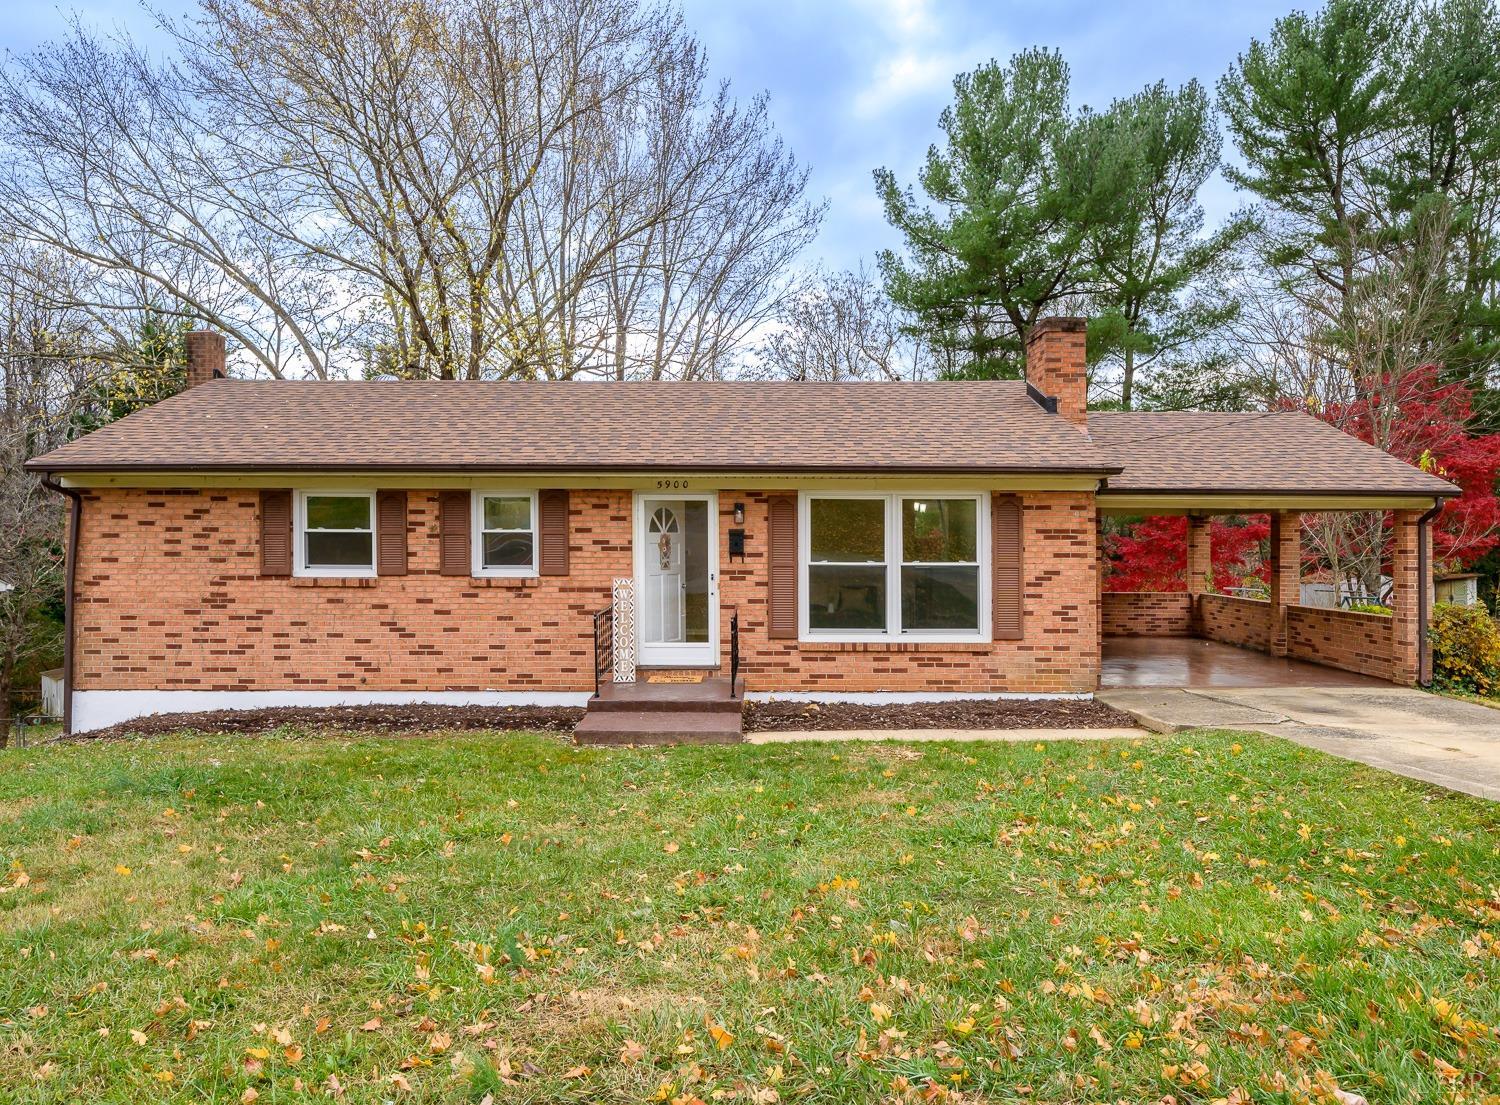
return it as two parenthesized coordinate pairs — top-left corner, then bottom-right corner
(1024, 317), (1087, 429)
(185, 330), (226, 388)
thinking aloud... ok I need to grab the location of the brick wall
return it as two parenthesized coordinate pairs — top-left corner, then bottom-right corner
(718, 490), (1099, 694)
(75, 489), (629, 694)
(1024, 318), (1088, 429)
(74, 487), (1101, 697)
(1101, 592), (1192, 637)
(1197, 593), (1272, 651)
(1389, 510), (1422, 685)
(1286, 605), (1394, 680)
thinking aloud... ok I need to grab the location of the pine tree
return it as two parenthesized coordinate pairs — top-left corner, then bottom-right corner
(99, 308), (191, 421)
(876, 52), (1245, 391)
(1084, 80), (1253, 409)
(874, 49), (1131, 378)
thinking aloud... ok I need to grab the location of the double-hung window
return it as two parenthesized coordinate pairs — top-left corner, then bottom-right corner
(296, 491), (376, 576)
(801, 492), (988, 641)
(472, 491), (537, 576)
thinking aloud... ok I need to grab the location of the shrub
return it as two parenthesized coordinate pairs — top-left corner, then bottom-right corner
(1347, 602), (1391, 615)
(1428, 603), (1500, 697)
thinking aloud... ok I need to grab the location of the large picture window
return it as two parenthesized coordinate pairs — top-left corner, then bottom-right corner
(297, 491), (375, 576)
(472, 491), (537, 576)
(802, 493), (987, 641)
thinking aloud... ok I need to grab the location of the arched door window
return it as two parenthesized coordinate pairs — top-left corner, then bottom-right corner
(649, 507), (679, 570)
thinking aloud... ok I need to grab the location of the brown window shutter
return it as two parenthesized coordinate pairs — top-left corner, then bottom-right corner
(992, 494), (1023, 640)
(438, 490), (471, 576)
(376, 490), (408, 576)
(260, 489), (292, 577)
(537, 489), (570, 576)
(767, 495), (798, 638)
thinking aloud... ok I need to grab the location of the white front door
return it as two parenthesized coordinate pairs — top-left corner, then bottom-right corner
(637, 494), (717, 667)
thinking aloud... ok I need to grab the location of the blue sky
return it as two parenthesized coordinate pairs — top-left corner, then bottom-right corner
(4, 0), (1292, 273)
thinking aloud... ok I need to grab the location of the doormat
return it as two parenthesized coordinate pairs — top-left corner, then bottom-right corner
(644, 671), (708, 684)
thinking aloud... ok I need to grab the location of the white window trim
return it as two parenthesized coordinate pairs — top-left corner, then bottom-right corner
(471, 489), (539, 578)
(294, 489), (377, 578)
(798, 490), (991, 644)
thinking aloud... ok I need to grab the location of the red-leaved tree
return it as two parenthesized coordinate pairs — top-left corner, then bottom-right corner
(1104, 515), (1270, 592)
(1316, 365), (1500, 565)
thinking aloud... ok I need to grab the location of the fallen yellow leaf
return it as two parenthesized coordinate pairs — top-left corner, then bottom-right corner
(707, 1020), (735, 1050)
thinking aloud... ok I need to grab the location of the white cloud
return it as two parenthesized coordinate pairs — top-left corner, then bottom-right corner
(852, 48), (966, 117)
(855, 0), (938, 37)
(845, 0), (1008, 119)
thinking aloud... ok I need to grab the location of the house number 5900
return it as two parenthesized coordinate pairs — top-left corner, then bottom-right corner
(655, 479), (690, 489)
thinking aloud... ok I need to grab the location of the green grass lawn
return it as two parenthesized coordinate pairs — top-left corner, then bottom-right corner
(2, 730), (1498, 1104)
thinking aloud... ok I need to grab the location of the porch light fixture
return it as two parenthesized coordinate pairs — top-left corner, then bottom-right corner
(733, 501), (745, 525)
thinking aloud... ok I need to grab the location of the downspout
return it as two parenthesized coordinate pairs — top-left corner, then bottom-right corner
(39, 473), (82, 736)
(1416, 500), (1443, 686)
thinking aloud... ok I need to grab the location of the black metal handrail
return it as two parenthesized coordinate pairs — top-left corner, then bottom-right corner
(727, 606), (740, 699)
(592, 607), (613, 699)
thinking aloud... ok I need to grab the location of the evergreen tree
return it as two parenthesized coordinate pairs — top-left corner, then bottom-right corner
(1389, 0), (1500, 400)
(875, 53), (1244, 391)
(99, 308), (191, 421)
(1218, 0), (1500, 424)
(874, 49), (1131, 378)
(1217, 0), (1403, 339)
(1084, 80), (1253, 408)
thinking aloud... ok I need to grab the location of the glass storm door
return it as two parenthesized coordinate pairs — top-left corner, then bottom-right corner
(638, 495), (717, 667)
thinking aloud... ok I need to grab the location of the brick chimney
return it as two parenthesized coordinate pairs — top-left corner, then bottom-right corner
(185, 330), (226, 388)
(1024, 316), (1087, 429)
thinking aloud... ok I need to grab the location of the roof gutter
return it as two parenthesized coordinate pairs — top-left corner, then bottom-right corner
(1097, 485), (1461, 499)
(26, 460), (1126, 477)
(38, 473), (81, 737)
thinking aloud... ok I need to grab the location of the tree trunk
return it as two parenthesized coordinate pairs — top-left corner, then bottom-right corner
(0, 653), (13, 750)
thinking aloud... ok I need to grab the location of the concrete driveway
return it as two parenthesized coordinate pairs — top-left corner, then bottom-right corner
(1098, 685), (1500, 801)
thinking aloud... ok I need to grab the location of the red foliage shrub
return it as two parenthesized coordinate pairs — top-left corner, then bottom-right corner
(1105, 514), (1270, 593)
(1310, 366), (1500, 570)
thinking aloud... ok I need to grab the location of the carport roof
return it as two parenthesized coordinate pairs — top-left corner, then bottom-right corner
(1093, 410), (1458, 500)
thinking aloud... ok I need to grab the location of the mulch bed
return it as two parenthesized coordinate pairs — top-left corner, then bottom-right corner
(741, 697), (1136, 732)
(74, 704), (585, 742)
(68, 698), (1136, 742)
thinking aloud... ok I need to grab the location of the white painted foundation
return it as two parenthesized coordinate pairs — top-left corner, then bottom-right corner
(72, 687), (1094, 733)
(71, 689), (592, 733)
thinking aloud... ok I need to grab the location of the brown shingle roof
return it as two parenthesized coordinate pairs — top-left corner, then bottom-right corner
(26, 378), (1113, 474)
(1091, 411), (1457, 497)
(26, 380), (1456, 500)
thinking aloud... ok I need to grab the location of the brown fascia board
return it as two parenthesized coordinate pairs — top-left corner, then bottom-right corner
(27, 459), (1126, 477)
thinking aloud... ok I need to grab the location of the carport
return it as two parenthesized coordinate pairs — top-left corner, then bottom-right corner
(1089, 412), (1460, 689)
(1100, 636), (1388, 688)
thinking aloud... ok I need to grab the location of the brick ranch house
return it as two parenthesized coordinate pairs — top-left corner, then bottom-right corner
(28, 318), (1456, 738)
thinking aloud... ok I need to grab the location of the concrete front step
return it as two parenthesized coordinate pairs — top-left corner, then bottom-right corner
(574, 709), (744, 746)
(588, 677), (743, 713)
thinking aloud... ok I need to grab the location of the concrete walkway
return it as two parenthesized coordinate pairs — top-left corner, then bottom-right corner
(1099, 685), (1500, 801)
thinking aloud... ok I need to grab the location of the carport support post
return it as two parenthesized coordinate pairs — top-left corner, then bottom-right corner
(1268, 512), (1300, 657)
(1391, 509), (1422, 686)
(1186, 515), (1212, 633)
